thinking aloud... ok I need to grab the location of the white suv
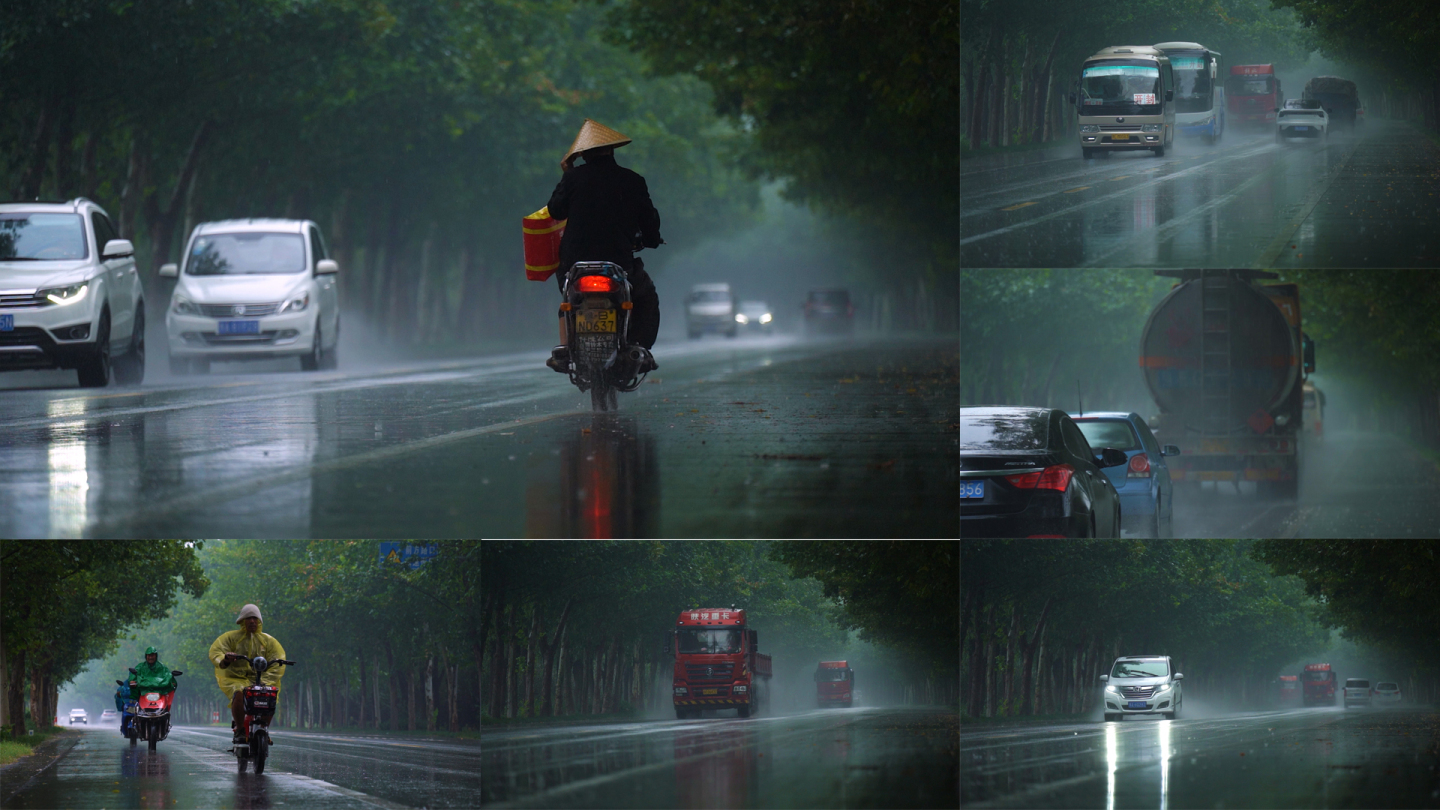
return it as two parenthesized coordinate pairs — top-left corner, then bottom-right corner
(68, 708), (88, 724)
(161, 219), (340, 374)
(1, 198), (146, 387)
(1100, 655), (1184, 721)
(1343, 678), (1371, 708)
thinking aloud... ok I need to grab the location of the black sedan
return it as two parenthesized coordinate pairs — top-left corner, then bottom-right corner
(960, 406), (1127, 537)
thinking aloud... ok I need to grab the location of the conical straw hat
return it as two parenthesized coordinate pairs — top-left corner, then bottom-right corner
(563, 118), (632, 164)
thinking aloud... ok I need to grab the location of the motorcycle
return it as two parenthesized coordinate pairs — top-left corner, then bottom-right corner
(554, 253), (656, 412)
(116, 668), (183, 750)
(231, 654), (295, 774)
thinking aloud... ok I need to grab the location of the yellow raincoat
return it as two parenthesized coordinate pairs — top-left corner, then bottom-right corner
(209, 622), (287, 698)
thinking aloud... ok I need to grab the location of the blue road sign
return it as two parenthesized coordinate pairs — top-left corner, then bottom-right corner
(379, 542), (440, 569)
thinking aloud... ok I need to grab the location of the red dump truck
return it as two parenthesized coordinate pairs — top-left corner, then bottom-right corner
(1142, 270), (1315, 499)
(667, 607), (772, 719)
(815, 661), (854, 708)
(1302, 663), (1338, 706)
(1226, 64), (1283, 129)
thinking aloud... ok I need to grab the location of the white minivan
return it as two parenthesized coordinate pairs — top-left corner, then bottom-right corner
(1100, 655), (1184, 721)
(161, 219), (339, 374)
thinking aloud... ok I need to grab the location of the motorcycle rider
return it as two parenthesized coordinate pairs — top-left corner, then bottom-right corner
(127, 646), (177, 737)
(545, 118), (664, 373)
(208, 603), (287, 745)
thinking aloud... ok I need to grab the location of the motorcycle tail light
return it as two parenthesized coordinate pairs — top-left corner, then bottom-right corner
(578, 275), (614, 293)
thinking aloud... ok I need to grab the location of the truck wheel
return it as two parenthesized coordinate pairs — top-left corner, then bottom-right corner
(737, 705), (751, 718)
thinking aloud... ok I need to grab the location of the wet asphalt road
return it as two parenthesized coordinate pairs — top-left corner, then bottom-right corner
(1, 724), (479, 809)
(960, 119), (1440, 268)
(0, 335), (958, 538)
(480, 706), (959, 808)
(1168, 429), (1440, 538)
(962, 705), (1440, 808)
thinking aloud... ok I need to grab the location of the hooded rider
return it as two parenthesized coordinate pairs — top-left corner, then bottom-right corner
(209, 603), (286, 744)
(545, 118), (663, 373)
(129, 646), (177, 698)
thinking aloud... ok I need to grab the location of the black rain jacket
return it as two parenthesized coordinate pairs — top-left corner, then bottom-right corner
(546, 153), (662, 280)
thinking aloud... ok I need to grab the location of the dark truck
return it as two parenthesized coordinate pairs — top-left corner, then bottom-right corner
(1140, 270), (1315, 499)
(1303, 76), (1361, 130)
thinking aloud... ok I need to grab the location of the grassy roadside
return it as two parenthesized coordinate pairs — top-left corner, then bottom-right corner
(0, 727), (74, 767)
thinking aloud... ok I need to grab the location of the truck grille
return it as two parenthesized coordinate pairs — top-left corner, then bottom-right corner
(1120, 686), (1157, 699)
(685, 663), (734, 682)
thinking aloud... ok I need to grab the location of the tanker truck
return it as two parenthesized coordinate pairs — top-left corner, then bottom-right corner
(1140, 270), (1315, 498)
(665, 607), (771, 719)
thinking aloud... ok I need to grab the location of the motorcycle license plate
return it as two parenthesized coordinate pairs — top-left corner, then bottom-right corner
(218, 320), (259, 335)
(960, 481), (984, 499)
(575, 310), (616, 333)
(0, 314), (12, 332)
(702, 689), (718, 695)
(1111, 134), (1130, 141)
(1127, 701), (1147, 709)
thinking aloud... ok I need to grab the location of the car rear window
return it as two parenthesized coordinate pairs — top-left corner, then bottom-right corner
(1345, 679), (1369, 688)
(1075, 420), (1140, 451)
(1376, 682), (1397, 690)
(960, 411), (1049, 452)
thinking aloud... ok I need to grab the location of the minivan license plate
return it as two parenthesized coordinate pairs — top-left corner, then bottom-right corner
(960, 481), (984, 499)
(218, 320), (259, 335)
(1127, 701), (1147, 709)
(0, 314), (12, 332)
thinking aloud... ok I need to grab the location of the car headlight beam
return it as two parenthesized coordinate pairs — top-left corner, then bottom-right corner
(279, 293), (310, 314)
(735, 313), (748, 324)
(760, 313), (772, 324)
(41, 282), (89, 306)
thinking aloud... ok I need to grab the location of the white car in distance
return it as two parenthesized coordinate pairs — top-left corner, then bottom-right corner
(1371, 682), (1401, 706)
(162, 219), (340, 374)
(68, 708), (88, 724)
(1276, 99), (1328, 144)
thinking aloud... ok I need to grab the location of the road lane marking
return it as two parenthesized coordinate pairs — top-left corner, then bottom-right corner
(1000, 202), (1037, 211)
(1063, 186), (1090, 193)
(164, 738), (411, 809)
(1255, 136), (1363, 267)
(1109, 175), (1130, 181)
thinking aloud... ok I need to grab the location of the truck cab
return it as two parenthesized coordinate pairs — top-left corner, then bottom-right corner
(1302, 663), (1337, 706)
(668, 607), (771, 719)
(815, 661), (854, 708)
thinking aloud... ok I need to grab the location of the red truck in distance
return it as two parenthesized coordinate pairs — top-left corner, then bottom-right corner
(667, 608), (772, 719)
(1225, 64), (1283, 129)
(815, 661), (854, 708)
(1302, 663), (1337, 706)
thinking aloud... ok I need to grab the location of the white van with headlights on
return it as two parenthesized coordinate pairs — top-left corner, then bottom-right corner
(162, 219), (339, 374)
(1100, 655), (1184, 721)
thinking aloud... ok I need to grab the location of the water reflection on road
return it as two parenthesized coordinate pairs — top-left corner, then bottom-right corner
(525, 415), (659, 538)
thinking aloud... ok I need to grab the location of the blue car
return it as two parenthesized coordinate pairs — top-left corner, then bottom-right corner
(1069, 412), (1180, 537)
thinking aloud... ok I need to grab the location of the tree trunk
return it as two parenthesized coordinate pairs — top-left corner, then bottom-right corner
(15, 95), (56, 200)
(503, 602), (517, 719)
(1001, 603), (1018, 714)
(1018, 597), (1053, 716)
(384, 640), (400, 732)
(982, 603), (996, 717)
(448, 661), (460, 732)
(541, 598), (573, 717)
(522, 607), (539, 716)
(1031, 31), (1061, 143)
(425, 655), (435, 732)
(373, 658), (383, 730)
(406, 667), (416, 731)
(52, 100), (76, 198)
(141, 120), (212, 274)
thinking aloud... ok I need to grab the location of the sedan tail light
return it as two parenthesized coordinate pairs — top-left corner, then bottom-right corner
(1127, 453), (1150, 478)
(1004, 464), (1074, 491)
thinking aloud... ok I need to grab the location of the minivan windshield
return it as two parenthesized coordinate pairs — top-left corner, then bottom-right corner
(1111, 659), (1169, 678)
(186, 233), (305, 275)
(0, 213), (88, 260)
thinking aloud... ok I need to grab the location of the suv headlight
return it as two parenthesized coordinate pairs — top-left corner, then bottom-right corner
(735, 313), (748, 324)
(1141, 124), (1163, 133)
(760, 313), (772, 324)
(1105, 685), (1118, 694)
(278, 292), (310, 314)
(40, 282), (89, 307)
(1080, 125), (1100, 134)
(171, 295), (199, 316)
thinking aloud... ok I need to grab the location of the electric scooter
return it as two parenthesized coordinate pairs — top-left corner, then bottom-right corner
(231, 654), (296, 774)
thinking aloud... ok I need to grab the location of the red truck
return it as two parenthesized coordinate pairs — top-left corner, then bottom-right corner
(1302, 663), (1337, 706)
(815, 661), (854, 708)
(667, 607), (771, 719)
(1225, 64), (1283, 129)
(1278, 674), (1300, 703)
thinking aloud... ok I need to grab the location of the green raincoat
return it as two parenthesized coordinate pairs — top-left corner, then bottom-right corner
(130, 646), (177, 699)
(209, 622), (286, 698)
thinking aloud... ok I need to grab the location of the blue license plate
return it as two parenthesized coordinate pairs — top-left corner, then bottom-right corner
(0, 314), (11, 332)
(1293, 126), (1309, 131)
(960, 480), (985, 499)
(218, 320), (259, 335)
(1127, 701), (1147, 709)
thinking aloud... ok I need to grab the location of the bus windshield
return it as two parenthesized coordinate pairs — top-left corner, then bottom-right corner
(1168, 53), (1214, 113)
(1081, 61), (1162, 115)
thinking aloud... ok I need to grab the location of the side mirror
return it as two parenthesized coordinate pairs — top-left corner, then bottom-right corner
(102, 239), (134, 260)
(1165, 90), (1173, 102)
(171, 670), (183, 676)
(1302, 334), (1316, 373)
(316, 259), (339, 275)
(128, 667), (138, 675)
(1175, 673), (1185, 680)
(1067, 93), (1077, 106)
(1099, 674), (1109, 683)
(159, 263), (179, 278)
(1097, 448), (1128, 468)
(1274, 107), (1280, 112)
(1161, 445), (1181, 457)
(749, 630), (758, 652)
(115, 680), (125, 686)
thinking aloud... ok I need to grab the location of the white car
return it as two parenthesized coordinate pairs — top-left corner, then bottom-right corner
(735, 300), (774, 333)
(1372, 682), (1401, 706)
(161, 219), (340, 374)
(100, 709), (118, 723)
(685, 283), (737, 339)
(1, 198), (146, 387)
(1276, 100), (1328, 144)
(1100, 655), (1184, 721)
(68, 708), (88, 724)
(1343, 678), (1371, 708)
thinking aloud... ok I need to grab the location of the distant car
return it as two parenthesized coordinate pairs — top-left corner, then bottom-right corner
(734, 300), (773, 333)
(161, 218), (341, 375)
(802, 289), (854, 335)
(1070, 412), (1180, 537)
(685, 283), (737, 339)
(1343, 678), (1371, 708)
(1371, 682), (1401, 706)
(1100, 655), (1184, 721)
(0, 198), (147, 387)
(68, 708), (88, 724)
(100, 709), (118, 723)
(960, 406), (1126, 538)
(1276, 98), (1328, 144)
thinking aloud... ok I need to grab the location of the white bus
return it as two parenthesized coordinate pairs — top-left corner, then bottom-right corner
(1153, 42), (1225, 142)
(1075, 46), (1176, 159)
